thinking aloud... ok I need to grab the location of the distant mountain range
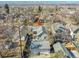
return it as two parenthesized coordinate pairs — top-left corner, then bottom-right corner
(0, 1), (79, 5)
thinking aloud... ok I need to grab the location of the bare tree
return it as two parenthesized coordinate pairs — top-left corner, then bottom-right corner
(71, 11), (79, 25)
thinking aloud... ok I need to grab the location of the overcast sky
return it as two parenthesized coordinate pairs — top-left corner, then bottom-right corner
(0, 0), (79, 5)
(0, 0), (79, 1)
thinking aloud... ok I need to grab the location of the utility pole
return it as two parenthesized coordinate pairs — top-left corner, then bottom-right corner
(19, 27), (22, 57)
(55, 5), (58, 21)
(18, 21), (22, 57)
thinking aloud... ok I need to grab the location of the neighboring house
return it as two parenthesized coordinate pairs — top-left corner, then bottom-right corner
(32, 26), (44, 36)
(70, 50), (79, 58)
(31, 26), (47, 41)
(54, 26), (71, 43)
(30, 41), (50, 54)
(53, 42), (74, 58)
(51, 23), (65, 34)
(30, 25), (49, 54)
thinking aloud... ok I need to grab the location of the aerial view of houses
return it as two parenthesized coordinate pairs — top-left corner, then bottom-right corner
(0, 1), (79, 58)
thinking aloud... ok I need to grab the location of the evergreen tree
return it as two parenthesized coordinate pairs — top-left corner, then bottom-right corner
(4, 4), (9, 14)
(38, 5), (42, 13)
